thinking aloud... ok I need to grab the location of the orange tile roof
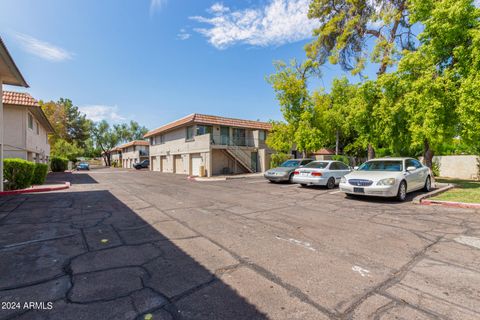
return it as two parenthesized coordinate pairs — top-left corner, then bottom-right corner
(118, 140), (149, 149)
(145, 113), (272, 138)
(312, 148), (336, 155)
(2, 91), (38, 107)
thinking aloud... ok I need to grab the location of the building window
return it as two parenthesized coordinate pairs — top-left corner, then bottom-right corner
(186, 126), (194, 141)
(259, 130), (266, 141)
(28, 113), (33, 130)
(150, 137), (154, 145)
(232, 128), (246, 146)
(196, 125), (212, 136)
(154, 135), (164, 145)
(36, 121), (39, 135)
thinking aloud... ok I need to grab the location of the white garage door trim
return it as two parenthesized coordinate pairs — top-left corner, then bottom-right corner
(191, 154), (202, 176)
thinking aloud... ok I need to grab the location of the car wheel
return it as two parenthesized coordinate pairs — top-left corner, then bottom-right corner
(326, 177), (335, 189)
(396, 181), (407, 202)
(423, 176), (431, 192)
(288, 173), (294, 183)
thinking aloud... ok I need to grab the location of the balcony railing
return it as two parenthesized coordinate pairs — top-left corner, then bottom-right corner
(211, 136), (260, 147)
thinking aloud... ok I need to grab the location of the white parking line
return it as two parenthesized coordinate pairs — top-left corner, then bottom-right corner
(275, 236), (316, 251)
(329, 190), (342, 194)
(280, 184), (299, 188)
(247, 180), (268, 184)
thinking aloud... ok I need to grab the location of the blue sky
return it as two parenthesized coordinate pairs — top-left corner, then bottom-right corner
(0, 0), (375, 130)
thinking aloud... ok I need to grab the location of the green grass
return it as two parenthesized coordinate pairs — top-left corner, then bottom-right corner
(432, 178), (480, 204)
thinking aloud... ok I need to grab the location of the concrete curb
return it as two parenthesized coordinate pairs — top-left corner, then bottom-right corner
(0, 182), (70, 195)
(412, 183), (454, 204)
(188, 173), (264, 182)
(420, 199), (480, 209)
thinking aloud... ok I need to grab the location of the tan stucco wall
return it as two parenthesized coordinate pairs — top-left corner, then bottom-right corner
(4, 105), (50, 163)
(431, 155), (479, 180)
(149, 125), (271, 176)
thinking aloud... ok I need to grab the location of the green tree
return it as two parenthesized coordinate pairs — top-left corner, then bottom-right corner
(307, 0), (414, 75)
(114, 121), (148, 143)
(266, 59), (322, 156)
(92, 120), (120, 166)
(376, 0), (479, 167)
(61, 98), (92, 148)
(51, 139), (84, 162)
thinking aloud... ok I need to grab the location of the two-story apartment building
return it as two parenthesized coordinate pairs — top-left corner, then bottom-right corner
(144, 114), (272, 177)
(110, 147), (122, 166)
(119, 140), (149, 168)
(1, 36), (29, 191)
(2, 91), (54, 163)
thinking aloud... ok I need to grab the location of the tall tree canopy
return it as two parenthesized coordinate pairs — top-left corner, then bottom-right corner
(306, 0), (415, 75)
(266, 0), (480, 168)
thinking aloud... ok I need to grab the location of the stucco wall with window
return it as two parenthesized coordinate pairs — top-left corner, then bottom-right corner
(3, 105), (50, 163)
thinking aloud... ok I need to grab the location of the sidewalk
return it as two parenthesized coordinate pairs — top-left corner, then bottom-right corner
(189, 172), (264, 182)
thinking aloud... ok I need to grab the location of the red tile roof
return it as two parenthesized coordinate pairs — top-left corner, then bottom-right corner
(2, 91), (38, 107)
(312, 148), (336, 155)
(118, 140), (149, 149)
(145, 113), (272, 138)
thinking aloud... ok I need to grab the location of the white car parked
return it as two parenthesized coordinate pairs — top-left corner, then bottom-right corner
(292, 160), (351, 189)
(339, 157), (432, 201)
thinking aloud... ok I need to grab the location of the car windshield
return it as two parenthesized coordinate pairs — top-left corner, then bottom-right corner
(80, 162), (88, 165)
(279, 160), (301, 167)
(358, 160), (403, 172)
(303, 161), (329, 169)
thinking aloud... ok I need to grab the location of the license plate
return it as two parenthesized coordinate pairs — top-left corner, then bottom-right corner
(301, 172), (309, 176)
(354, 187), (365, 193)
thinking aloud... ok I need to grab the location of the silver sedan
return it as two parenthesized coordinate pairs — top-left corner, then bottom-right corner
(339, 157), (432, 201)
(292, 160), (351, 189)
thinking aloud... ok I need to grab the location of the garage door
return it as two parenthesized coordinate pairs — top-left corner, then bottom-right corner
(161, 156), (168, 172)
(174, 155), (183, 174)
(191, 154), (202, 176)
(151, 157), (157, 171)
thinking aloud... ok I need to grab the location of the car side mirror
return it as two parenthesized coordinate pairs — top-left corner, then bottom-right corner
(406, 166), (416, 172)
(353, 166), (359, 170)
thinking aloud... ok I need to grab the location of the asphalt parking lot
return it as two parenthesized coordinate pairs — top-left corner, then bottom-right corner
(1, 167), (480, 319)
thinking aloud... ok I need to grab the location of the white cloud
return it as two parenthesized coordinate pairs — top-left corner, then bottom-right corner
(79, 105), (126, 123)
(190, 0), (320, 49)
(210, 3), (230, 15)
(14, 33), (73, 62)
(177, 29), (191, 40)
(475, 0), (480, 7)
(150, 0), (167, 15)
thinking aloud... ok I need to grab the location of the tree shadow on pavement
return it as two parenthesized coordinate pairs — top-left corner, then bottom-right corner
(46, 172), (99, 185)
(0, 190), (267, 320)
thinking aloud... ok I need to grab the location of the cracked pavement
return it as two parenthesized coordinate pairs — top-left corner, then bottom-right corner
(1, 167), (480, 319)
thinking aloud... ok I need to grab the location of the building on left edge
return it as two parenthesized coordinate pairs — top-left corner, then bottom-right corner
(0, 36), (29, 191)
(2, 91), (54, 163)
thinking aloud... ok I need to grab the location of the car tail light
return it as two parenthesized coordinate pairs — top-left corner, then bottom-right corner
(293, 171), (300, 175)
(311, 172), (322, 176)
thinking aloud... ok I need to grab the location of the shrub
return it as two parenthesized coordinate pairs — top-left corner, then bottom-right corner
(32, 163), (49, 185)
(270, 152), (291, 168)
(3, 158), (35, 190)
(332, 155), (350, 166)
(432, 160), (441, 177)
(50, 157), (68, 172)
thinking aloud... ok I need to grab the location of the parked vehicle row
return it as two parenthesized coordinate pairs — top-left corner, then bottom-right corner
(264, 157), (432, 202)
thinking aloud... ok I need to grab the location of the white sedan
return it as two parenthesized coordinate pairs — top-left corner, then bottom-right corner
(339, 157), (432, 201)
(292, 160), (351, 189)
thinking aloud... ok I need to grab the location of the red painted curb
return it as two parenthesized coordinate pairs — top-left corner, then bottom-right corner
(0, 182), (70, 195)
(421, 199), (480, 209)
